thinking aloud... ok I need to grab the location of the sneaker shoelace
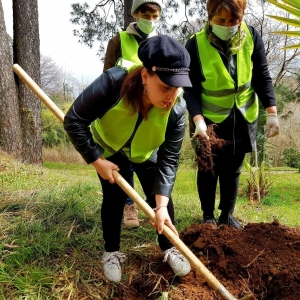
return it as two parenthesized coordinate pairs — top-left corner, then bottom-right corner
(163, 247), (184, 263)
(125, 205), (138, 221)
(101, 252), (126, 266)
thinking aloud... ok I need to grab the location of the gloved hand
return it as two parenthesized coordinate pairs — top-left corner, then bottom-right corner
(193, 119), (209, 140)
(266, 113), (279, 138)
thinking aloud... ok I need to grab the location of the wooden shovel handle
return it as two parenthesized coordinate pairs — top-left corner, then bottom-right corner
(12, 63), (254, 300)
(13, 64), (65, 123)
(112, 170), (240, 300)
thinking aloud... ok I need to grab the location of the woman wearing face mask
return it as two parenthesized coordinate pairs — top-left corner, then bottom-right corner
(184, 0), (279, 229)
(102, 0), (162, 228)
(103, 0), (162, 71)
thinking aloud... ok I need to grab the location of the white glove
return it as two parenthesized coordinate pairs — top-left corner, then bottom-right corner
(266, 113), (279, 138)
(193, 119), (209, 140)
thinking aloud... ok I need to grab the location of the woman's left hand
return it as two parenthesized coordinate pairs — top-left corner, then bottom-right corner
(91, 157), (120, 183)
(266, 107), (279, 138)
(150, 206), (179, 236)
(266, 113), (279, 138)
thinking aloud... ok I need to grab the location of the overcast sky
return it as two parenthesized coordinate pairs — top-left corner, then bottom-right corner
(2, 0), (103, 84)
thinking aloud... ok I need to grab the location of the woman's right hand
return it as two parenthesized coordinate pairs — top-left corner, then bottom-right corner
(91, 158), (120, 183)
(193, 116), (209, 140)
(154, 207), (179, 236)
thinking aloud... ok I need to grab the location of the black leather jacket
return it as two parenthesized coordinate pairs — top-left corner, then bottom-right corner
(64, 66), (186, 197)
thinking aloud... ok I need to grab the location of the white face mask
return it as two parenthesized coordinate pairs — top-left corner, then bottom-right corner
(212, 24), (239, 41)
(137, 18), (159, 34)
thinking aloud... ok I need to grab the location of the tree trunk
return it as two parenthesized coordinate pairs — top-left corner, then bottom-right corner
(13, 0), (42, 164)
(124, 0), (135, 28)
(0, 0), (23, 156)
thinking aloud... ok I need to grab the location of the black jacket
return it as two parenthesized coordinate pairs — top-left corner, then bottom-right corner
(64, 66), (186, 196)
(184, 24), (276, 152)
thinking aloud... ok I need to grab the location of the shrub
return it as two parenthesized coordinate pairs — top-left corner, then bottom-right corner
(42, 109), (70, 147)
(283, 147), (300, 168)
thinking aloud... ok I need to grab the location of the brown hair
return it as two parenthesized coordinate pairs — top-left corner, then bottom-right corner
(120, 67), (154, 119)
(206, 0), (246, 21)
(120, 67), (173, 119)
(135, 3), (161, 14)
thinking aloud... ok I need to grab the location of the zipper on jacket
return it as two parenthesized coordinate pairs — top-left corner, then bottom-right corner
(212, 41), (237, 155)
(229, 54), (238, 155)
(233, 95), (236, 155)
(210, 40), (228, 60)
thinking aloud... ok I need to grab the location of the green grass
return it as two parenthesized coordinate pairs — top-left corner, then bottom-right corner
(0, 156), (299, 299)
(237, 172), (300, 226)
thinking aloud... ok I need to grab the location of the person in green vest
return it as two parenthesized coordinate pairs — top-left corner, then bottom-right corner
(184, 0), (280, 229)
(103, 0), (162, 70)
(103, 0), (163, 228)
(64, 35), (191, 282)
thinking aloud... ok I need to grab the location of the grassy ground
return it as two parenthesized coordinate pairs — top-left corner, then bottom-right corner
(0, 149), (299, 299)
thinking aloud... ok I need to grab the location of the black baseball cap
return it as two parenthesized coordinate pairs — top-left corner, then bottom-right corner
(138, 35), (192, 88)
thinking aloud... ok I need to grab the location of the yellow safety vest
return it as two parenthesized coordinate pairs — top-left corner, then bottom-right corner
(90, 59), (171, 163)
(195, 21), (258, 123)
(90, 97), (171, 163)
(119, 31), (141, 64)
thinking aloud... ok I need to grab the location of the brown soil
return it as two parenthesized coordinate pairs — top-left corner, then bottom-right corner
(73, 220), (300, 300)
(193, 125), (226, 174)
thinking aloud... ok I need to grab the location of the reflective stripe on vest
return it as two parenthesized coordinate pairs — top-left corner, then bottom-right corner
(119, 32), (141, 64)
(90, 96), (171, 163)
(195, 21), (258, 123)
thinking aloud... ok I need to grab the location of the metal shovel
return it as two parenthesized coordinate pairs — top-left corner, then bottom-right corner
(12, 63), (255, 300)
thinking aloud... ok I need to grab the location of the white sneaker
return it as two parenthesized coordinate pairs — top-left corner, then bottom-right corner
(101, 251), (126, 282)
(123, 204), (139, 227)
(163, 247), (191, 277)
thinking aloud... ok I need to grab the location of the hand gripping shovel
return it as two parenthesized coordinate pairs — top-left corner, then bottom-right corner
(12, 64), (255, 300)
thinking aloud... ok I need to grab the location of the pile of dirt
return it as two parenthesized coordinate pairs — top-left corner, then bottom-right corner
(75, 220), (300, 300)
(179, 220), (300, 300)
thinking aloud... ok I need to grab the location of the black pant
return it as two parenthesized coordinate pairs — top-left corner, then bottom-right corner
(196, 144), (246, 217)
(125, 164), (134, 205)
(98, 152), (174, 252)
